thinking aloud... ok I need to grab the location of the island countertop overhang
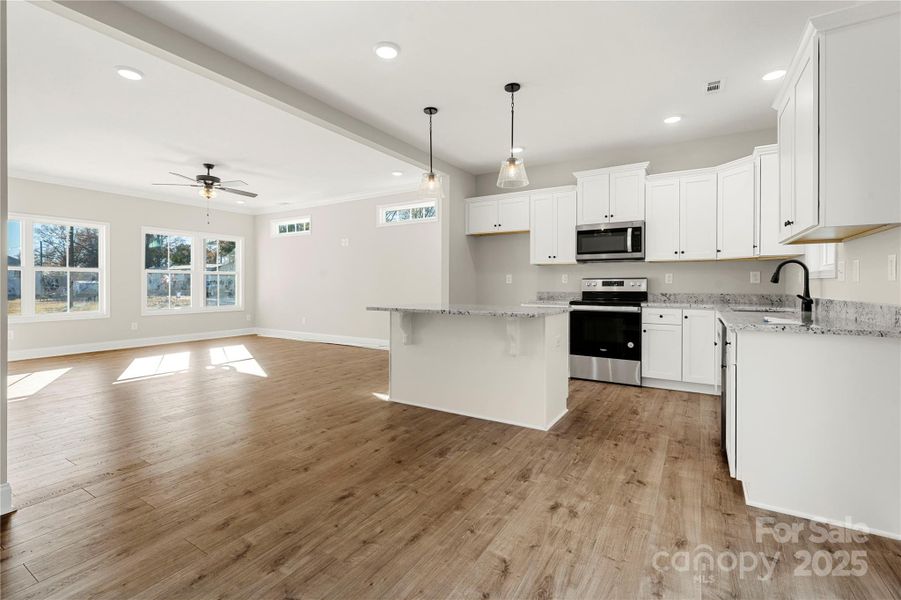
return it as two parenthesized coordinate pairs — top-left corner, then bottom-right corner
(366, 303), (571, 318)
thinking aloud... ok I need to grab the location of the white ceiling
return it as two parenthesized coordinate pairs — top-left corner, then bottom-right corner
(125, 0), (852, 174)
(7, 1), (421, 214)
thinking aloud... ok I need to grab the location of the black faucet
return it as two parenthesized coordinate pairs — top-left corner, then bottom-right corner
(770, 259), (813, 324)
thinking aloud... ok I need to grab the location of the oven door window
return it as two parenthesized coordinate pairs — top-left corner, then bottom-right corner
(577, 229), (628, 256)
(570, 310), (641, 361)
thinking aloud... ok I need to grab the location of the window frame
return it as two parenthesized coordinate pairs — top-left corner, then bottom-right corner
(9, 213), (110, 323)
(271, 216), (312, 238)
(806, 243), (837, 279)
(376, 199), (439, 227)
(141, 227), (244, 316)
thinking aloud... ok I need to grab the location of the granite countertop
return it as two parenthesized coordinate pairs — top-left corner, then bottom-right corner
(366, 303), (571, 318)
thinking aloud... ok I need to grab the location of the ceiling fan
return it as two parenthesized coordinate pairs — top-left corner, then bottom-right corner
(152, 163), (258, 200)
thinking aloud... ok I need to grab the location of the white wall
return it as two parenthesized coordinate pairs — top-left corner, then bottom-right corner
(469, 129), (787, 303)
(8, 178), (255, 355)
(254, 190), (442, 343)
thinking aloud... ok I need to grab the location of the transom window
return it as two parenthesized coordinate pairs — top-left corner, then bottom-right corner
(377, 200), (438, 226)
(7, 214), (108, 321)
(271, 216), (311, 237)
(141, 228), (243, 314)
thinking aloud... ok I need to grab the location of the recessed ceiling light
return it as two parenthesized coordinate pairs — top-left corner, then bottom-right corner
(511, 147), (524, 154)
(236, 199), (246, 205)
(115, 66), (143, 81)
(391, 170), (404, 177)
(374, 42), (400, 60)
(278, 201), (293, 206)
(663, 115), (682, 124)
(762, 69), (787, 81)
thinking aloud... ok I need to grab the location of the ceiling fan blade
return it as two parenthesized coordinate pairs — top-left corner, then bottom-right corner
(169, 172), (198, 182)
(152, 183), (202, 187)
(218, 180), (248, 187)
(219, 187), (258, 198)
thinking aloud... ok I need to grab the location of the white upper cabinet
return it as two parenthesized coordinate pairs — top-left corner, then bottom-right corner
(678, 171), (718, 261)
(645, 178), (680, 261)
(465, 194), (529, 235)
(530, 188), (576, 265)
(716, 157), (755, 260)
(773, 3), (900, 243)
(754, 145), (802, 257)
(574, 162), (648, 225)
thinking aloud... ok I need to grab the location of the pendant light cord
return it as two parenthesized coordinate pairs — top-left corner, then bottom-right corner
(509, 91), (515, 158)
(429, 113), (434, 174)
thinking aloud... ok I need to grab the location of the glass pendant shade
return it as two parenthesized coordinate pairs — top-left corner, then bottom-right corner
(199, 186), (217, 200)
(419, 171), (444, 200)
(496, 156), (529, 188)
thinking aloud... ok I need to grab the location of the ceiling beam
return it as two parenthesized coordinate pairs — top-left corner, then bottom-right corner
(34, 1), (473, 181)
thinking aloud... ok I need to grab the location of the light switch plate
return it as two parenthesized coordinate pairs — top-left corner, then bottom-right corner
(837, 261), (846, 281)
(561, 274), (568, 284)
(130, 322), (138, 331)
(888, 255), (897, 282)
(7, 330), (14, 341)
(340, 238), (349, 247)
(505, 274), (512, 284)
(750, 271), (760, 284)
(664, 273), (673, 284)
(852, 259), (860, 282)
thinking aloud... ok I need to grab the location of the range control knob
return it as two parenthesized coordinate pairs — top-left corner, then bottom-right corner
(627, 342), (635, 349)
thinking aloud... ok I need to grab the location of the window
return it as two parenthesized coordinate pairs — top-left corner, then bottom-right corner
(8, 215), (108, 321)
(205, 239), (237, 307)
(377, 200), (438, 226)
(271, 216), (311, 237)
(806, 243), (837, 279)
(142, 228), (242, 314)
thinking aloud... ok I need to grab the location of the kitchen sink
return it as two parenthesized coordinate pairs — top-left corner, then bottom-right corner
(729, 306), (797, 313)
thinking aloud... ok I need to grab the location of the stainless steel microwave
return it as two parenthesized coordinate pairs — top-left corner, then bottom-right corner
(576, 220), (644, 261)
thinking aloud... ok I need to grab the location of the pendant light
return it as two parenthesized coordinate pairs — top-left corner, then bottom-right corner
(496, 82), (529, 189)
(419, 106), (444, 200)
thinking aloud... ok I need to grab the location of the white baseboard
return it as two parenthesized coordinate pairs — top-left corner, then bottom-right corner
(743, 498), (901, 542)
(255, 328), (388, 350)
(0, 482), (12, 516)
(642, 377), (719, 395)
(9, 328), (257, 361)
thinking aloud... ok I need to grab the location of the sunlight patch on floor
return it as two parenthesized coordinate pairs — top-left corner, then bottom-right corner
(116, 352), (191, 383)
(7, 368), (72, 401)
(209, 345), (268, 378)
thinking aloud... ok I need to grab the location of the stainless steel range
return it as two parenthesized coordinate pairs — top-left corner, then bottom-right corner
(569, 277), (646, 386)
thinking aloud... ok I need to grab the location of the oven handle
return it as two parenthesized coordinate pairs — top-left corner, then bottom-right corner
(626, 227), (633, 253)
(570, 305), (641, 313)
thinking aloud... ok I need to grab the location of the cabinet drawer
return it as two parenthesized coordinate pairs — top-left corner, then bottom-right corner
(642, 308), (682, 325)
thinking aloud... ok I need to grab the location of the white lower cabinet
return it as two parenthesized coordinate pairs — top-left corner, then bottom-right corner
(641, 308), (717, 389)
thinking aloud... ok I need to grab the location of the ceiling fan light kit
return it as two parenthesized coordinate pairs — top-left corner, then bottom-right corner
(152, 163), (258, 199)
(496, 82), (529, 189)
(419, 106), (445, 201)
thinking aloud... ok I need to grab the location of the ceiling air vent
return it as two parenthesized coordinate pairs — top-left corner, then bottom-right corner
(706, 80), (724, 94)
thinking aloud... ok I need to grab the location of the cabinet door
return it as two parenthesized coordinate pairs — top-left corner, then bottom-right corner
(466, 199), (498, 235)
(717, 160), (755, 259)
(553, 191), (577, 264)
(497, 196), (530, 232)
(610, 169), (645, 222)
(725, 329), (737, 478)
(792, 39), (819, 236)
(576, 173), (610, 225)
(530, 194), (557, 265)
(641, 324), (682, 381)
(645, 179), (680, 261)
(777, 92), (796, 242)
(758, 150), (801, 257)
(682, 309), (716, 385)
(679, 173), (718, 261)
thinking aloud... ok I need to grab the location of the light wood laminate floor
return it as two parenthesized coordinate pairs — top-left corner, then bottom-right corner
(2, 336), (899, 599)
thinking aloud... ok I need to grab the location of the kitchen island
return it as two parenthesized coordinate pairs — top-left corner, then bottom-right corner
(366, 304), (571, 430)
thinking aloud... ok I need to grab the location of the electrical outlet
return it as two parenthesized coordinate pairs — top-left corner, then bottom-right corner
(750, 271), (761, 284)
(7, 329), (14, 341)
(340, 237), (349, 247)
(888, 255), (897, 282)
(837, 260), (846, 281)
(130, 322), (138, 331)
(561, 274), (568, 284)
(852, 259), (860, 282)
(301, 316), (307, 325)
(505, 274), (513, 284)
(245, 313), (252, 322)
(664, 273), (673, 284)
